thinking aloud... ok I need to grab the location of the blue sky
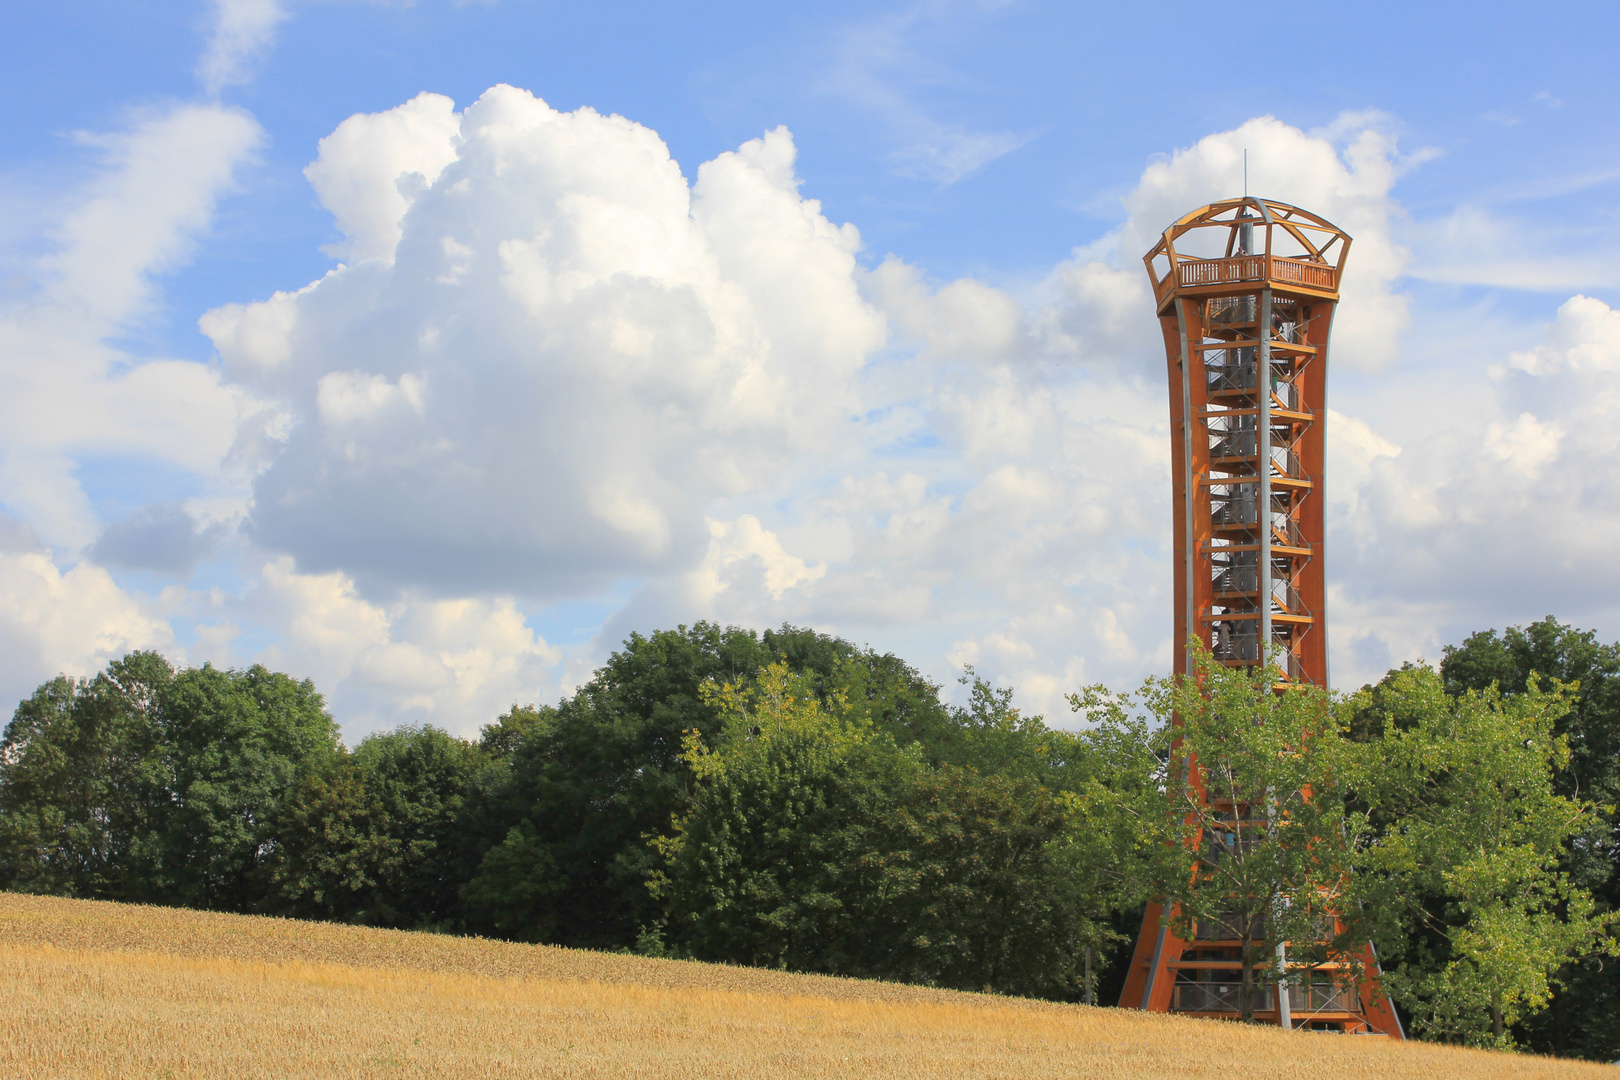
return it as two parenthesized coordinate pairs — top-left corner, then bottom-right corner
(2, 0), (1618, 736)
(12, 2), (1617, 322)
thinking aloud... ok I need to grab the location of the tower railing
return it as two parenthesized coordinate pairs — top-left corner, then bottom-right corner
(1288, 983), (1359, 1014)
(1169, 982), (1360, 1016)
(1171, 983), (1275, 1013)
(1157, 254), (1340, 307)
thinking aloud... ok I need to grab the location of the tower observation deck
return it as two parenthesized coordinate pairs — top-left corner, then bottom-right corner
(1117, 197), (1403, 1036)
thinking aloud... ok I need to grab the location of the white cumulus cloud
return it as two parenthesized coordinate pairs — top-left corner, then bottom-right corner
(0, 547), (174, 698)
(1328, 295), (1620, 686)
(251, 557), (562, 736)
(303, 93), (463, 263)
(204, 86), (886, 600)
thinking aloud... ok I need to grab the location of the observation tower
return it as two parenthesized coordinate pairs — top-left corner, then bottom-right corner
(1116, 197), (1403, 1036)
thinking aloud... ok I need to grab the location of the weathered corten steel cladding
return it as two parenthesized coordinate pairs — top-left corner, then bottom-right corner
(1115, 198), (1402, 1037)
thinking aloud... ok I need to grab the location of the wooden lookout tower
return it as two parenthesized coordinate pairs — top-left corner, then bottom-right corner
(1117, 197), (1403, 1036)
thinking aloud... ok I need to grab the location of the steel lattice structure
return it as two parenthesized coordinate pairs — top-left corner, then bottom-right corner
(1116, 198), (1403, 1036)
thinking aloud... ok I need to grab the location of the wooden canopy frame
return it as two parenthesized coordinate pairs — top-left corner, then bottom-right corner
(1144, 198), (1352, 315)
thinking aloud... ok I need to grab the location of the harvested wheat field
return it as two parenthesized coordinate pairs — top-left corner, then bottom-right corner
(0, 892), (1607, 1080)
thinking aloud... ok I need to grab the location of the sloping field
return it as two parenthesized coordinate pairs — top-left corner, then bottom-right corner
(0, 892), (1606, 1080)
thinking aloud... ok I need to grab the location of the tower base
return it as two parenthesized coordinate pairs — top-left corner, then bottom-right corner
(1117, 904), (1404, 1037)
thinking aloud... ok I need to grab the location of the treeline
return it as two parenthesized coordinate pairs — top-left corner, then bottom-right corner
(0, 625), (1130, 1000)
(0, 619), (1615, 1059)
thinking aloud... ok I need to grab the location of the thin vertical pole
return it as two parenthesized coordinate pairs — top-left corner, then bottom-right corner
(1276, 941), (1292, 1028)
(1258, 288), (1273, 671)
(1176, 298), (1196, 676)
(1141, 922), (1169, 1010)
(1318, 303), (1336, 693)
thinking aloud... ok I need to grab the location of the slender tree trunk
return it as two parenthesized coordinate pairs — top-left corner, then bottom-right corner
(1491, 1002), (1504, 1041)
(1240, 933), (1255, 1022)
(1084, 946), (1094, 1006)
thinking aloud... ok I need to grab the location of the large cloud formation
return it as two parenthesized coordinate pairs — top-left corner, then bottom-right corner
(203, 87), (886, 599)
(1327, 294), (1620, 676)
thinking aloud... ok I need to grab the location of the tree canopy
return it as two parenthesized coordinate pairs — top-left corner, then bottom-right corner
(0, 652), (339, 910)
(1433, 618), (1620, 1057)
(1346, 661), (1609, 1047)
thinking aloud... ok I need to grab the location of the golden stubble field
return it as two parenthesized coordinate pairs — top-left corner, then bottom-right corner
(0, 892), (1607, 1080)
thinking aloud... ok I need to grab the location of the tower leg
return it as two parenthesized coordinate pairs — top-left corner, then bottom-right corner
(1117, 903), (1181, 1012)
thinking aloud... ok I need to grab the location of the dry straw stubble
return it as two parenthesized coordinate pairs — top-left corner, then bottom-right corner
(0, 893), (1607, 1079)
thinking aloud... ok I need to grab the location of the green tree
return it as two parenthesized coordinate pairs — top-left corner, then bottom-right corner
(458, 820), (567, 942)
(871, 765), (1124, 997)
(0, 651), (173, 900)
(652, 662), (922, 973)
(1, 654), (339, 914)
(1347, 662), (1614, 1048)
(459, 622), (774, 946)
(1438, 617), (1620, 1060)
(459, 622), (953, 950)
(156, 662), (341, 911)
(1076, 646), (1365, 1024)
(655, 663), (1144, 998)
(265, 725), (482, 928)
(769, 627), (959, 760)
(256, 753), (374, 918)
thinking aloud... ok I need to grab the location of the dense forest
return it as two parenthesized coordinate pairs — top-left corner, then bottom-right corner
(0, 619), (1614, 1059)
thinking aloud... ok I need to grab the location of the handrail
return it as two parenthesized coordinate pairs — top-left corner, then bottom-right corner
(1179, 255), (1265, 286)
(1271, 258), (1337, 289)
(1171, 982), (1276, 1013)
(1289, 983), (1358, 1014)
(1171, 255), (1338, 294)
(1272, 518), (1308, 548)
(1273, 580), (1309, 616)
